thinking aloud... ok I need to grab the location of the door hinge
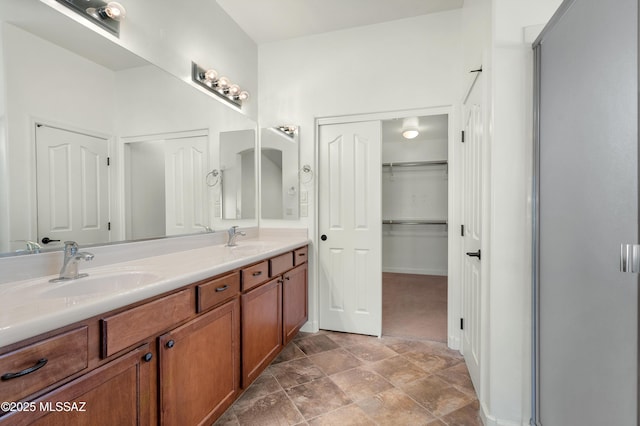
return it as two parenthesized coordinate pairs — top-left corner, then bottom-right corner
(461, 224), (465, 237)
(107, 157), (111, 166)
(461, 130), (465, 143)
(460, 318), (464, 330)
(107, 222), (111, 231)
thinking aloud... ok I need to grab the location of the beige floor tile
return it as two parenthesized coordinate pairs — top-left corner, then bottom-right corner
(401, 375), (475, 417)
(356, 388), (435, 425)
(295, 334), (340, 355)
(365, 355), (428, 385)
(330, 367), (394, 402)
(268, 358), (325, 389)
(233, 390), (304, 426)
(345, 341), (398, 362)
(308, 348), (363, 375)
(307, 404), (375, 426)
(285, 377), (352, 419)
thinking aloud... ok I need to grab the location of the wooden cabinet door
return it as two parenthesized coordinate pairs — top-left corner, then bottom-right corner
(283, 263), (308, 345)
(158, 298), (240, 426)
(0, 344), (152, 426)
(241, 278), (282, 387)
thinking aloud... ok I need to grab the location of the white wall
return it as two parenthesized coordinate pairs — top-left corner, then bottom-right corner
(42, 0), (258, 120)
(259, 10), (463, 331)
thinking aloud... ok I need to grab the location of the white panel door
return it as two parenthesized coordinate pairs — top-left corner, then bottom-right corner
(318, 121), (382, 336)
(35, 124), (109, 246)
(461, 75), (482, 391)
(164, 136), (208, 235)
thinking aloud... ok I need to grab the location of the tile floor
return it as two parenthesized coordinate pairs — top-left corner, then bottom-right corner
(214, 331), (482, 426)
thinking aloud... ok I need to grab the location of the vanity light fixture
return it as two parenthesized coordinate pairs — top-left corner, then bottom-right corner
(192, 62), (250, 108)
(276, 125), (298, 138)
(401, 117), (420, 139)
(54, 0), (127, 37)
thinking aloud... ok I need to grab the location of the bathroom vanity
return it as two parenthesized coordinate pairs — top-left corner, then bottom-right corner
(0, 237), (308, 425)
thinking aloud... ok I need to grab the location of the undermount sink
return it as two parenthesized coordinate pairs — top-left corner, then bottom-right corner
(40, 270), (162, 299)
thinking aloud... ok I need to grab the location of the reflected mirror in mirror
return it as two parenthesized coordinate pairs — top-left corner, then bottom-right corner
(260, 126), (300, 220)
(219, 130), (257, 220)
(0, 0), (257, 256)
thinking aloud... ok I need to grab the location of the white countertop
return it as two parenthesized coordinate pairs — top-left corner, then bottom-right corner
(0, 233), (309, 348)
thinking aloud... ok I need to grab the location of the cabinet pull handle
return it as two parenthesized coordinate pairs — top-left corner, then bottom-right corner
(285, 276), (291, 280)
(277, 279), (284, 284)
(1, 358), (48, 381)
(252, 271), (263, 277)
(215, 285), (229, 292)
(166, 340), (175, 349)
(143, 353), (153, 362)
(298, 253), (306, 257)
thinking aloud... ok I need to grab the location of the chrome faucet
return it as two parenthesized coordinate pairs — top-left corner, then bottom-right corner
(226, 226), (246, 247)
(50, 241), (94, 283)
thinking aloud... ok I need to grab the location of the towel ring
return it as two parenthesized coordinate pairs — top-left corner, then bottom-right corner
(299, 164), (313, 184)
(206, 169), (221, 187)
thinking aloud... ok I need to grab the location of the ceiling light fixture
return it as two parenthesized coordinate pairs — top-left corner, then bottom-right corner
(192, 62), (249, 108)
(401, 117), (420, 139)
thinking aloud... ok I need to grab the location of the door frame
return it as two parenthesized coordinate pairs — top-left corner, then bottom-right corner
(314, 105), (462, 347)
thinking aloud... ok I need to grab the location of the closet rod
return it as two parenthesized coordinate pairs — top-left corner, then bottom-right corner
(382, 160), (448, 168)
(382, 219), (448, 225)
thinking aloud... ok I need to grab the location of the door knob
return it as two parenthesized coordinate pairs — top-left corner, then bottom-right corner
(466, 250), (481, 260)
(321, 234), (327, 241)
(41, 237), (61, 244)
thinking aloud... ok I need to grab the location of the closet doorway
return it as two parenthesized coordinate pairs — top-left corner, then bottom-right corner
(317, 108), (458, 343)
(381, 114), (449, 342)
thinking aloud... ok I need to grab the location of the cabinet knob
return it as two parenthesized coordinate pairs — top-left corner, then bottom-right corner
(143, 353), (153, 362)
(285, 276), (291, 280)
(166, 340), (175, 349)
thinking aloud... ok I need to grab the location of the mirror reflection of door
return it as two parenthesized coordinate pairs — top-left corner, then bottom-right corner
(124, 134), (208, 239)
(35, 124), (110, 247)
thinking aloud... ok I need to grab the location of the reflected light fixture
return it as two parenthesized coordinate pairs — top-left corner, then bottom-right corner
(277, 125), (298, 138)
(54, 0), (127, 37)
(401, 117), (420, 139)
(192, 62), (250, 108)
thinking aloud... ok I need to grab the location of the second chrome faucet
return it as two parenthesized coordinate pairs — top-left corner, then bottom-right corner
(226, 226), (246, 247)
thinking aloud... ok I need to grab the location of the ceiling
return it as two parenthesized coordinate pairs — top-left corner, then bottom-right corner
(216, 0), (464, 44)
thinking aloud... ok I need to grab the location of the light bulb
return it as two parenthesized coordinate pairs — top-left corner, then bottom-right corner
(401, 117), (420, 139)
(102, 2), (127, 21)
(402, 129), (419, 139)
(202, 69), (218, 82)
(217, 76), (230, 88)
(228, 84), (240, 96)
(238, 91), (249, 101)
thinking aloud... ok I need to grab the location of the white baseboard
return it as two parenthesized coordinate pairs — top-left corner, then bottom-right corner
(448, 334), (461, 351)
(382, 267), (447, 276)
(480, 401), (524, 426)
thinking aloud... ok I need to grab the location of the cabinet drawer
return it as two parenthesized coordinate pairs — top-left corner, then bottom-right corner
(197, 272), (240, 312)
(294, 246), (308, 266)
(241, 261), (269, 292)
(0, 327), (88, 403)
(101, 289), (194, 357)
(270, 252), (294, 277)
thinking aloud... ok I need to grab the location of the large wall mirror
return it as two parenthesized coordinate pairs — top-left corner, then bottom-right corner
(0, 1), (257, 256)
(260, 126), (300, 220)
